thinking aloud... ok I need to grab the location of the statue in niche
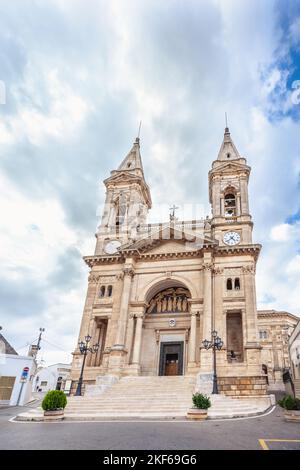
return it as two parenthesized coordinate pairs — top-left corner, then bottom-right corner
(147, 298), (157, 314)
(146, 287), (191, 314)
(157, 295), (163, 313)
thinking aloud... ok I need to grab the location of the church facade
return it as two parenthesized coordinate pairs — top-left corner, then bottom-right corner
(70, 127), (270, 396)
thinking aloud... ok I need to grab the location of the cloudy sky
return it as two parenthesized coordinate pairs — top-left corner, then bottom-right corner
(0, 0), (300, 365)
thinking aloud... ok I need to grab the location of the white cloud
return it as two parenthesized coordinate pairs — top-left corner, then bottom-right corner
(0, 0), (300, 364)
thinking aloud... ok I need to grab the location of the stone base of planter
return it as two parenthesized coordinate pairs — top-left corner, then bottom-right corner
(284, 410), (300, 422)
(44, 410), (64, 421)
(186, 409), (208, 420)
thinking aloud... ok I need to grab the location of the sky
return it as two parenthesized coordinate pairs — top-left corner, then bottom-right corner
(0, 0), (300, 365)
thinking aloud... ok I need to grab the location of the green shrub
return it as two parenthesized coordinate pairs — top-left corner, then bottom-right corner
(42, 390), (67, 411)
(278, 395), (300, 411)
(192, 393), (211, 409)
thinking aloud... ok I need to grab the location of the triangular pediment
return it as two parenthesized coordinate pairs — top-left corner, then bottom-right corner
(119, 223), (217, 255)
(210, 160), (250, 174)
(104, 171), (143, 185)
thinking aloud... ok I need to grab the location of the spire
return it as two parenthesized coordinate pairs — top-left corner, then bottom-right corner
(217, 126), (240, 161)
(115, 137), (145, 178)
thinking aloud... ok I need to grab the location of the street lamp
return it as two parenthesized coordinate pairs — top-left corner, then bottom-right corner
(75, 334), (99, 396)
(202, 330), (224, 394)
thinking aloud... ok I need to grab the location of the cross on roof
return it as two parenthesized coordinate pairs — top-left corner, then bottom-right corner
(169, 204), (179, 220)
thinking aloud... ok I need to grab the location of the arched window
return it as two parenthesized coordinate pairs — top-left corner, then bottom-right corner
(234, 278), (240, 290)
(224, 192), (236, 217)
(227, 278), (233, 290)
(107, 285), (113, 297)
(99, 286), (106, 297)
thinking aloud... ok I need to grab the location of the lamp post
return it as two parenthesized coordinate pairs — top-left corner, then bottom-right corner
(75, 335), (99, 396)
(202, 330), (223, 394)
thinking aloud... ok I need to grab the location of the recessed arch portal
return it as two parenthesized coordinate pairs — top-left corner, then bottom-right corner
(146, 285), (191, 314)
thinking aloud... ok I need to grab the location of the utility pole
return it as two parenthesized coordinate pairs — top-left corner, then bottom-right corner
(36, 328), (45, 352)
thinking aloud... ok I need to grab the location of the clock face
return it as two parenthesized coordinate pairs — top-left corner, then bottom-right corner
(223, 231), (241, 246)
(104, 240), (121, 254)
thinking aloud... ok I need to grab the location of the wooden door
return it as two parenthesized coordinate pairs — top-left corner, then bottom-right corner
(0, 376), (15, 401)
(165, 354), (179, 376)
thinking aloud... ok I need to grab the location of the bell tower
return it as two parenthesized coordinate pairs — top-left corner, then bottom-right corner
(95, 137), (152, 255)
(209, 127), (253, 246)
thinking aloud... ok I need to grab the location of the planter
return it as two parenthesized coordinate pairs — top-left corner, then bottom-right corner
(44, 409), (64, 421)
(284, 410), (300, 423)
(186, 408), (208, 420)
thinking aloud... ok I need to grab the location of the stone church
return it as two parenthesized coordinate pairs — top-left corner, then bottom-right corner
(70, 127), (287, 397)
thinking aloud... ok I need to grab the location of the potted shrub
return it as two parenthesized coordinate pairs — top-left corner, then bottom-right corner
(42, 390), (67, 421)
(186, 393), (211, 420)
(278, 395), (300, 422)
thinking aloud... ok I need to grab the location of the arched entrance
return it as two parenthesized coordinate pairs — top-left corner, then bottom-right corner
(141, 282), (192, 376)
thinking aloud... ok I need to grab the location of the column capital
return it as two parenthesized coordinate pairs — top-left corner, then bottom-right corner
(135, 313), (144, 319)
(202, 263), (214, 272)
(190, 310), (199, 317)
(123, 267), (135, 278)
(213, 266), (224, 275)
(241, 264), (255, 274)
(88, 273), (101, 284)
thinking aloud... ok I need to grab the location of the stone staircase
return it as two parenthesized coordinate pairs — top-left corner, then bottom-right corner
(294, 379), (300, 398)
(207, 394), (270, 419)
(64, 376), (196, 420)
(15, 376), (274, 421)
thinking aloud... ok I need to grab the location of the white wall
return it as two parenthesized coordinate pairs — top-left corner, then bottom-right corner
(0, 354), (36, 406)
(32, 363), (71, 392)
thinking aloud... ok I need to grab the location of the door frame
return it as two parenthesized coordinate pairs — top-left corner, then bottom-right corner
(158, 341), (184, 376)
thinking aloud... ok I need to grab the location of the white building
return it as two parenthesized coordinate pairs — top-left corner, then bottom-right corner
(289, 319), (300, 398)
(33, 363), (71, 393)
(0, 333), (36, 406)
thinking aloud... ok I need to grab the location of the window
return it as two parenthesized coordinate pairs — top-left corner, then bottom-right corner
(99, 286), (106, 297)
(224, 192), (236, 217)
(107, 285), (113, 297)
(259, 330), (268, 340)
(227, 153), (231, 159)
(234, 278), (240, 290)
(41, 381), (47, 386)
(227, 278), (233, 290)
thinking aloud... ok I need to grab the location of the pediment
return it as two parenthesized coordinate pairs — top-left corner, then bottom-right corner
(119, 223), (217, 255)
(210, 160), (250, 174)
(104, 171), (142, 185)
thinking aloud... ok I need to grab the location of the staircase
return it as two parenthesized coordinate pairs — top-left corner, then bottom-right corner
(207, 395), (269, 419)
(65, 376), (196, 420)
(15, 376), (273, 422)
(294, 379), (300, 398)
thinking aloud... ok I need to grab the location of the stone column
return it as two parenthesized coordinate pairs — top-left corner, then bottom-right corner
(220, 196), (225, 217)
(240, 177), (249, 215)
(236, 193), (241, 216)
(125, 313), (135, 364)
(243, 265), (259, 343)
(113, 266), (135, 350)
(242, 264), (262, 374)
(188, 311), (198, 364)
(71, 275), (98, 379)
(93, 322), (103, 367)
(131, 313), (144, 367)
(213, 267), (226, 366)
(200, 258), (213, 372)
